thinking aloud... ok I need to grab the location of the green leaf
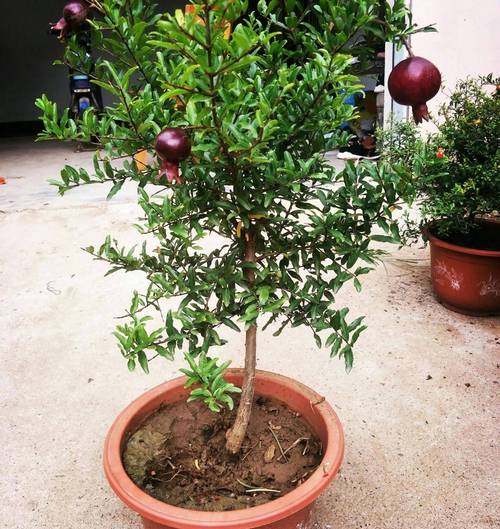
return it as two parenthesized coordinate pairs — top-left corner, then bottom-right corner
(171, 224), (189, 238)
(107, 180), (124, 200)
(264, 297), (286, 313)
(137, 351), (149, 374)
(258, 287), (270, 304)
(371, 234), (399, 243)
(343, 347), (354, 372)
(130, 292), (140, 314)
(222, 318), (240, 332)
(91, 80), (120, 97)
(237, 196), (253, 211)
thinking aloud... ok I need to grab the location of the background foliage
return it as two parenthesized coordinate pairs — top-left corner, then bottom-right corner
(379, 75), (500, 242)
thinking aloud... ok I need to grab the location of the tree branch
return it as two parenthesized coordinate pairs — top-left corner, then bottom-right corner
(226, 227), (257, 454)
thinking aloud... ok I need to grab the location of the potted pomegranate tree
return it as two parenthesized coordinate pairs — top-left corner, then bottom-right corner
(381, 76), (500, 315)
(38, 1), (432, 527)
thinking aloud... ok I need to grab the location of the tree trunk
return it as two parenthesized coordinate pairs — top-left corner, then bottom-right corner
(225, 230), (257, 454)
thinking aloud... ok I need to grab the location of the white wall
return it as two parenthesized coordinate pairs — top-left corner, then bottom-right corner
(411, 0), (500, 121)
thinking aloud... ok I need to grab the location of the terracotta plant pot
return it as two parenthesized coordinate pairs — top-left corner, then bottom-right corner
(104, 369), (344, 529)
(427, 223), (500, 315)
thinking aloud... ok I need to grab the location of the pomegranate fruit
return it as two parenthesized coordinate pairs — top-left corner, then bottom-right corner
(63, 1), (89, 27)
(388, 56), (441, 124)
(154, 128), (192, 185)
(50, 1), (89, 39)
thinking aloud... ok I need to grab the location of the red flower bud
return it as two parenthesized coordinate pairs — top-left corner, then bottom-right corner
(158, 160), (183, 185)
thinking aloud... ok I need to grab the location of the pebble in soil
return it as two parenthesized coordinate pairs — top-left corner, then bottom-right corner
(123, 396), (323, 511)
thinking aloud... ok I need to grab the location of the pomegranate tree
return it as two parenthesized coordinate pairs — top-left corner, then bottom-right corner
(39, 0), (430, 456)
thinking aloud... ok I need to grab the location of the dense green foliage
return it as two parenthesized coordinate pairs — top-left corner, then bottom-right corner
(38, 0), (420, 410)
(380, 76), (500, 240)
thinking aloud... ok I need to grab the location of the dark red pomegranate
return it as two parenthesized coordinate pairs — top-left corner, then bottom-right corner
(388, 56), (441, 124)
(154, 128), (192, 185)
(50, 1), (89, 38)
(63, 1), (89, 27)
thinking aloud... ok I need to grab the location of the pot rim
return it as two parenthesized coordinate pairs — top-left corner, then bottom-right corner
(424, 221), (500, 258)
(103, 369), (344, 529)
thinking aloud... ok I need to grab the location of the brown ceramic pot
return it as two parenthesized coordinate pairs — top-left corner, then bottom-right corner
(103, 369), (344, 529)
(427, 223), (500, 315)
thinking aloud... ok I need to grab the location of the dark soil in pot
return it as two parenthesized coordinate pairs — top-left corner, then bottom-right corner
(430, 220), (500, 251)
(123, 396), (322, 512)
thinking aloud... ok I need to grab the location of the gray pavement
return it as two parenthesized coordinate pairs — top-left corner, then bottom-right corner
(0, 138), (498, 529)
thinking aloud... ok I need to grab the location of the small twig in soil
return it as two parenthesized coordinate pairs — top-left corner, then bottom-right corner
(236, 479), (281, 495)
(246, 487), (281, 494)
(150, 470), (185, 484)
(309, 396), (325, 415)
(236, 478), (254, 489)
(166, 470), (184, 482)
(157, 456), (176, 470)
(268, 426), (287, 462)
(241, 440), (260, 462)
(312, 396), (326, 406)
(291, 470), (312, 485)
(277, 437), (310, 462)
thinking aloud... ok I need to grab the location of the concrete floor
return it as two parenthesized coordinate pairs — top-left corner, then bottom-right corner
(0, 138), (498, 529)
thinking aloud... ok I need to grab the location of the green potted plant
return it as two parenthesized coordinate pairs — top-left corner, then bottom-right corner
(380, 76), (500, 315)
(38, 1), (432, 527)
